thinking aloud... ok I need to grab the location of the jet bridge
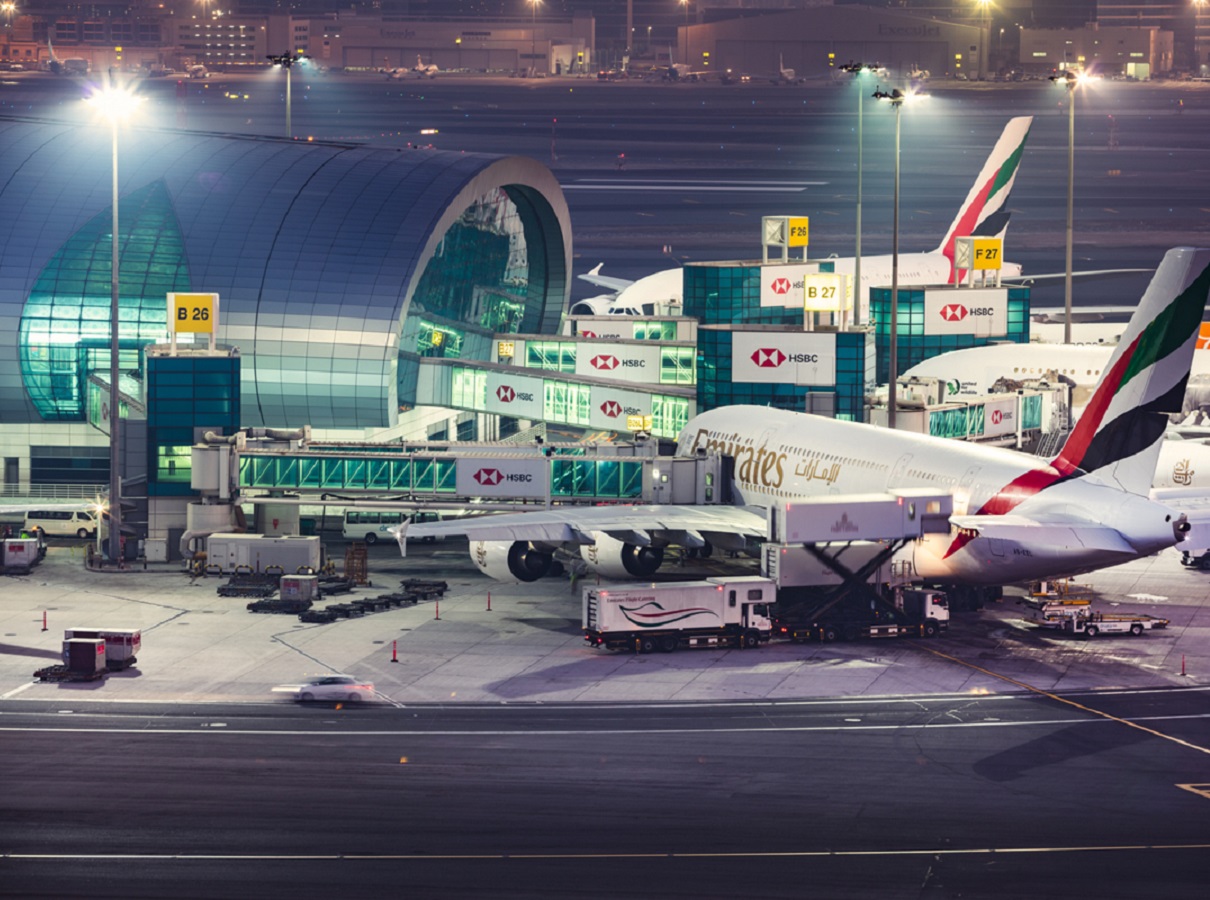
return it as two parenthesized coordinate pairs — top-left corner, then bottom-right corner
(761, 489), (954, 634)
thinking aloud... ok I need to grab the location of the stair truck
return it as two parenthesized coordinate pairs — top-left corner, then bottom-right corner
(583, 576), (774, 653)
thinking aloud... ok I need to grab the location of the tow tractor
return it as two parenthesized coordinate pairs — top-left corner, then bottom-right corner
(1021, 592), (1168, 638)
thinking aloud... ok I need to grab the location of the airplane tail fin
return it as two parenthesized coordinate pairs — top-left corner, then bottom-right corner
(933, 116), (1033, 261)
(1050, 247), (1210, 495)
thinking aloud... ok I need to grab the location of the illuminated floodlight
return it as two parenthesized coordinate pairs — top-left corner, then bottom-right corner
(84, 83), (145, 123)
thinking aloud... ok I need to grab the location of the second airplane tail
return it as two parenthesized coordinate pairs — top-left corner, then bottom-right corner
(933, 116), (1033, 263)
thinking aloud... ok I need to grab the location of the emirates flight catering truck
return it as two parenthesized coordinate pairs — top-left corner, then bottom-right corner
(583, 576), (774, 653)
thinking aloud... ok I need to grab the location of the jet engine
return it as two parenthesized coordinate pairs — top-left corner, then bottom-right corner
(470, 540), (554, 583)
(579, 533), (664, 579)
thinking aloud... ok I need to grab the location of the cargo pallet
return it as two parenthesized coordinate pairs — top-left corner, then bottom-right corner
(34, 664), (106, 683)
(218, 572), (282, 599)
(247, 598), (314, 614)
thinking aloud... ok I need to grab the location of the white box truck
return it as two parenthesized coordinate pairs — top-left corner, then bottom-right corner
(583, 576), (774, 653)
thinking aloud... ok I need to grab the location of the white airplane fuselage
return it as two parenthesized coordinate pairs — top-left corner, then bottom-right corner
(678, 407), (1180, 585)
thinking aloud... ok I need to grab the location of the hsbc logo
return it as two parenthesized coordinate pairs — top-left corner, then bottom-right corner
(770, 277), (792, 295)
(600, 400), (622, 417)
(940, 304), (996, 322)
(580, 330), (597, 338)
(752, 348), (786, 368)
(474, 468), (532, 485)
(591, 354), (619, 370)
(990, 409), (1013, 426)
(495, 385), (533, 403)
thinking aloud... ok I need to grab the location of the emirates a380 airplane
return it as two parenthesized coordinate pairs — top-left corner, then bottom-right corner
(403, 248), (1210, 590)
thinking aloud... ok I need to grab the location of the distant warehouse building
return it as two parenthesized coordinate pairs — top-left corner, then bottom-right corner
(683, 5), (985, 81)
(0, 121), (571, 491)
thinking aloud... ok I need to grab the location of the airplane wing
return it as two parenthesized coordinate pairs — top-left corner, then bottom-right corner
(398, 504), (768, 547)
(577, 264), (633, 294)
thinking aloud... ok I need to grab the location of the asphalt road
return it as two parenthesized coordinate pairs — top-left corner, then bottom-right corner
(3, 690), (1210, 899)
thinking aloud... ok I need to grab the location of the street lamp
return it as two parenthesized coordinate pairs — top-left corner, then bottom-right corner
(529, 0), (541, 77)
(873, 86), (926, 430)
(839, 61), (884, 326)
(1, 2), (15, 30)
(1050, 67), (1088, 343)
(1196, 0), (1208, 73)
(84, 75), (143, 565)
(267, 51), (306, 139)
(680, 0), (690, 68)
(976, 0), (992, 79)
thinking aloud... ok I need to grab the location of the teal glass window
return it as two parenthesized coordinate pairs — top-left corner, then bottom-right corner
(526, 341), (577, 373)
(19, 181), (190, 420)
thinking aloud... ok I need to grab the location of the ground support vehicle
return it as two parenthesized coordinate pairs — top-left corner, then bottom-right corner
(35, 638), (109, 682)
(583, 576), (774, 653)
(1021, 598), (1169, 637)
(1, 537), (44, 574)
(62, 628), (140, 670)
(774, 585), (949, 643)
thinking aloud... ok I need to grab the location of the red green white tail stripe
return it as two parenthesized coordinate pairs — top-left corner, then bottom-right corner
(935, 116), (1033, 268)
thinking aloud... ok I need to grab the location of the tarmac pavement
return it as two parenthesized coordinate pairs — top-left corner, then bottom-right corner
(1, 540), (1207, 706)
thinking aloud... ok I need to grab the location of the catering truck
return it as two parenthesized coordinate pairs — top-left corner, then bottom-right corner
(583, 576), (774, 653)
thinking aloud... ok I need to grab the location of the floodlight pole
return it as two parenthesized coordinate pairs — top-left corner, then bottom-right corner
(107, 73), (121, 564)
(267, 52), (305, 139)
(874, 87), (906, 430)
(1064, 76), (1075, 344)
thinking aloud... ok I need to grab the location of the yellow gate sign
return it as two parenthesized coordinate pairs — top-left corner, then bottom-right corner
(787, 217), (810, 248)
(955, 237), (1003, 271)
(168, 293), (218, 334)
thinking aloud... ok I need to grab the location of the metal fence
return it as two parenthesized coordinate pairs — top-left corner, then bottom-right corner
(0, 484), (107, 501)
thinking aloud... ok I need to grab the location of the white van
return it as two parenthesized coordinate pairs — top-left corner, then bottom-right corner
(340, 510), (444, 544)
(23, 508), (103, 539)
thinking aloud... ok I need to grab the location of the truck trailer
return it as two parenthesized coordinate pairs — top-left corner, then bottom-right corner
(583, 576), (774, 653)
(774, 585), (950, 642)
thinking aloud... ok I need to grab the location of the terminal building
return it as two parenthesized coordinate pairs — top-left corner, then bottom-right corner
(0, 116), (1045, 560)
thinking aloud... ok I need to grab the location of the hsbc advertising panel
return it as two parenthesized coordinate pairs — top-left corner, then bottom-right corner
(456, 457), (548, 499)
(574, 344), (663, 383)
(759, 263), (825, 308)
(923, 289), (1007, 337)
(485, 372), (544, 419)
(589, 387), (650, 430)
(983, 398), (1017, 438)
(731, 332), (837, 386)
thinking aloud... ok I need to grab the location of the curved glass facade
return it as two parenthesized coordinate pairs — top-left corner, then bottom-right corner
(0, 122), (572, 428)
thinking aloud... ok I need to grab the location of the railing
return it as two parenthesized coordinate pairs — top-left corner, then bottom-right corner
(0, 484), (107, 501)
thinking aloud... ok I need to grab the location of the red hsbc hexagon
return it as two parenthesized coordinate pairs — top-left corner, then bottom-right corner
(600, 400), (622, 418)
(750, 348), (787, 368)
(991, 409), (1003, 425)
(580, 330), (597, 339)
(474, 468), (503, 486)
(770, 277), (792, 295)
(496, 385), (515, 402)
(591, 354), (619, 370)
(940, 304), (969, 322)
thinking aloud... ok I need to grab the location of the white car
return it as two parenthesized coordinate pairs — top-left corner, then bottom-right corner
(273, 674), (375, 703)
